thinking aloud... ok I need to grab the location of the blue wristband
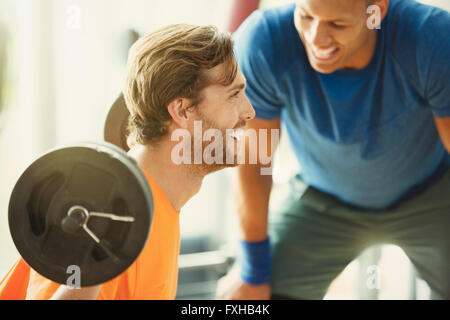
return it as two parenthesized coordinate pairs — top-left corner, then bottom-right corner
(239, 237), (271, 285)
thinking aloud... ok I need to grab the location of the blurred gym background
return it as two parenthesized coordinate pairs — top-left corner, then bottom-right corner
(0, 0), (448, 300)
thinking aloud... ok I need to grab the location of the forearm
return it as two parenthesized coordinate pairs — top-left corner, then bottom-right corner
(234, 118), (280, 242)
(49, 284), (102, 300)
(235, 164), (272, 242)
(434, 116), (450, 153)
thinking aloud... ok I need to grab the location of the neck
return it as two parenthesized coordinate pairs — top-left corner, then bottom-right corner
(127, 139), (204, 212)
(343, 29), (377, 70)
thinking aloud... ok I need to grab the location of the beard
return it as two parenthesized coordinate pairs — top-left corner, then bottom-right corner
(189, 111), (245, 176)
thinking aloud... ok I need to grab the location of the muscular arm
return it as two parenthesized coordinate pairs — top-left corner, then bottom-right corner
(235, 118), (281, 242)
(49, 284), (102, 300)
(434, 116), (450, 153)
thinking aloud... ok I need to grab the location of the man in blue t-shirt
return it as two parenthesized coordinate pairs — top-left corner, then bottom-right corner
(216, 0), (450, 300)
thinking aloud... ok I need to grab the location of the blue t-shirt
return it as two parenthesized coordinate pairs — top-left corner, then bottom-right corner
(234, 0), (450, 210)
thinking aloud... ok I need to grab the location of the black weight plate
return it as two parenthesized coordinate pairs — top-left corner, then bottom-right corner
(8, 141), (153, 287)
(104, 94), (130, 152)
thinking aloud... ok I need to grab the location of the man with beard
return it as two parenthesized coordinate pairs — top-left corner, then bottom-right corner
(0, 23), (255, 300)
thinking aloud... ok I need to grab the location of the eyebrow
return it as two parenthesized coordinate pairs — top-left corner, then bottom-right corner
(297, 6), (351, 23)
(227, 82), (246, 93)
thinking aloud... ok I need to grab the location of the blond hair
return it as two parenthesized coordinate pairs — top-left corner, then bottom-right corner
(123, 24), (237, 145)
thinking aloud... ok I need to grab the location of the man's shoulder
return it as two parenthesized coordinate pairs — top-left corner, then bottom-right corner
(141, 169), (179, 218)
(233, 3), (303, 79)
(382, 0), (450, 91)
(386, 0), (450, 58)
(259, 3), (297, 26)
(239, 3), (295, 32)
(234, 4), (296, 51)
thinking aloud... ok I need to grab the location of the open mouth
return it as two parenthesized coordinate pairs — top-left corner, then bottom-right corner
(310, 46), (340, 62)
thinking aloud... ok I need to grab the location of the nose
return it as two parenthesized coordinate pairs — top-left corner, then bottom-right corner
(308, 21), (332, 48)
(240, 95), (256, 121)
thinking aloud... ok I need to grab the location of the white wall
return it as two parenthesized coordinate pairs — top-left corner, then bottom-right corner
(51, 0), (232, 145)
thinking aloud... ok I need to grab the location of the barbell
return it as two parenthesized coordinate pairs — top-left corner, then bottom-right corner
(8, 96), (151, 287)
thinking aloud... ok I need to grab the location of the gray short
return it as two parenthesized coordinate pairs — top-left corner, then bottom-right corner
(268, 169), (450, 299)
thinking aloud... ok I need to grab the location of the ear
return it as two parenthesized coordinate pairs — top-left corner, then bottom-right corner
(374, 0), (389, 21)
(167, 98), (194, 129)
(126, 132), (137, 149)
